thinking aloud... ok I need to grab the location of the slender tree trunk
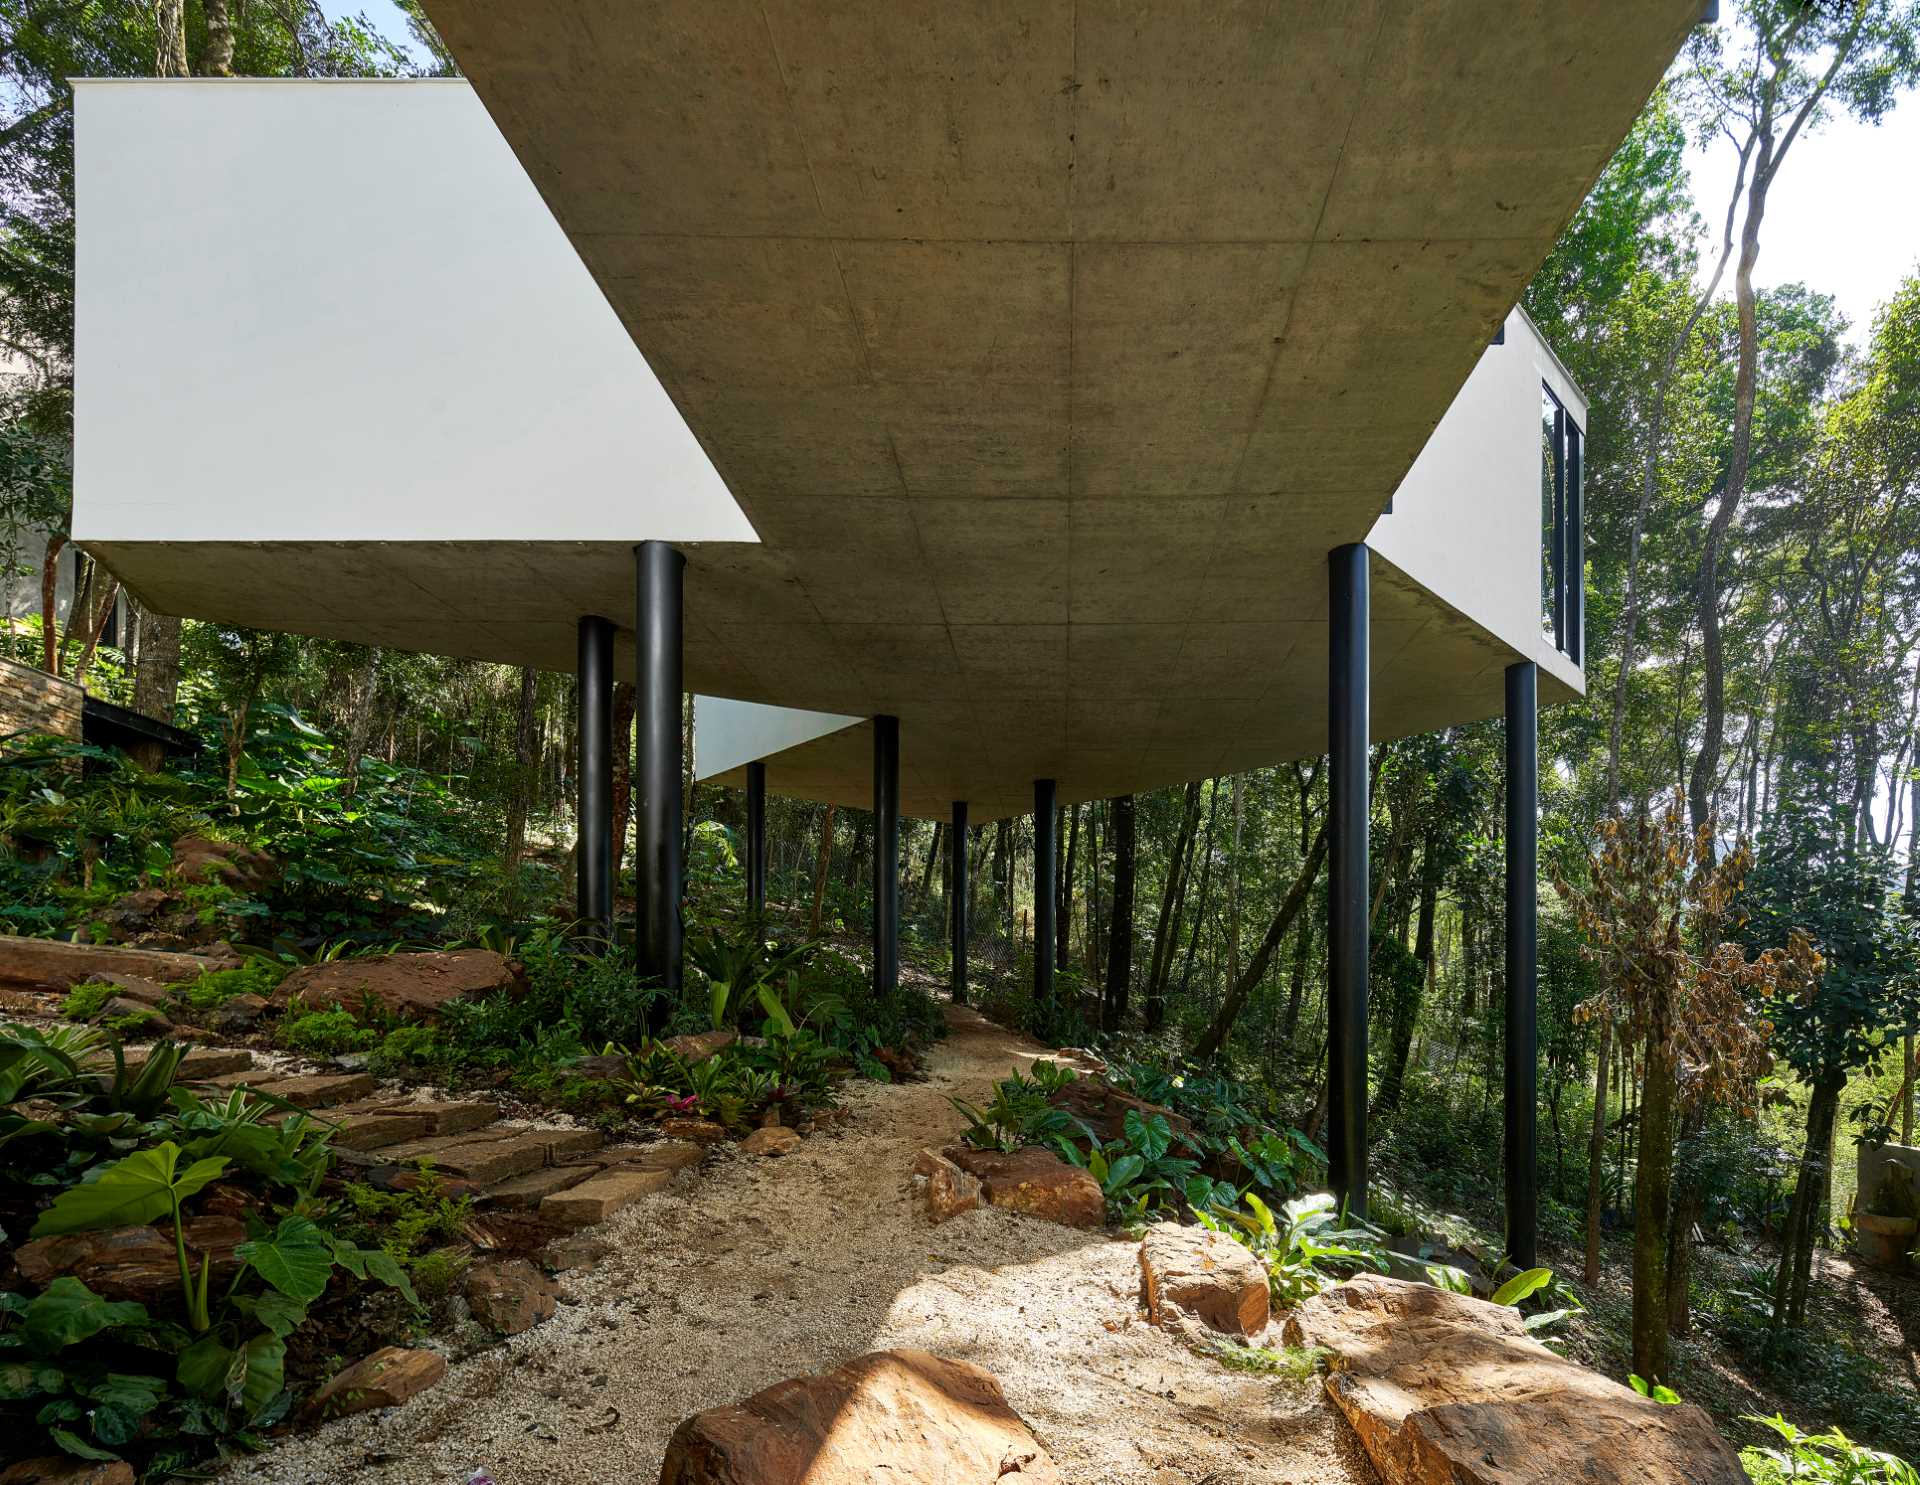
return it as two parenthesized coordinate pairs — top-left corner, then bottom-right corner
(1193, 820), (1328, 1061)
(917, 821), (943, 911)
(200, 0), (234, 74)
(155, 0), (189, 75)
(1180, 785), (1222, 996)
(341, 647), (382, 796)
(1102, 795), (1137, 1032)
(1059, 803), (1079, 971)
(1666, 1103), (1706, 1335)
(501, 666), (539, 906)
(1631, 1036), (1678, 1381)
(810, 804), (836, 936)
(69, 579), (120, 689)
(1146, 781), (1201, 1029)
(1584, 1009), (1614, 1285)
(1282, 916), (1312, 1042)
(1227, 774), (1244, 986)
(1774, 1074), (1842, 1329)
(38, 535), (64, 675)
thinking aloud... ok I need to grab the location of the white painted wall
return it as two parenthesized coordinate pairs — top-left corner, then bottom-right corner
(694, 696), (863, 782)
(71, 80), (755, 546)
(1369, 309), (1586, 695)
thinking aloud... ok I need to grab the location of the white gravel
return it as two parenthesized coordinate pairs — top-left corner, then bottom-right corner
(224, 1001), (1375, 1485)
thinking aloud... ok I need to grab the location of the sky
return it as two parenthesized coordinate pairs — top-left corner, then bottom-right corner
(1685, 96), (1920, 347)
(333, 1), (1918, 348)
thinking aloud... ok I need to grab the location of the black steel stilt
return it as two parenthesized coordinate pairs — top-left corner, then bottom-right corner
(1505, 660), (1540, 1268)
(1034, 779), (1056, 1012)
(1328, 543), (1371, 1218)
(951, 801), (969, 1004)
(634, 541), (685, 1012)
(576, 614), (615, 946)
(873, 716), (900, 997)
(746, 760), (767, 920)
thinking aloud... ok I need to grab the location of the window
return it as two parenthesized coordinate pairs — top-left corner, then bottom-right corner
(1540, 386), (1583, 663)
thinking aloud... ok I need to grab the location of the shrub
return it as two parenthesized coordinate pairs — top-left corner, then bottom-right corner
(278, 1008), (376, 1057)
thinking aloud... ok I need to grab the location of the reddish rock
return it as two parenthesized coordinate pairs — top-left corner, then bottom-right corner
(361, 1165), (485, 1200)
(740, 1125), (800, 1158)
(1139, 1222), (1269, 1336)
(660, 1116), (729, 1144)
(541, 1236), (612, 1272)
(79, 971), (173, 1008)
(15, 1217), (247, 1302)
(210, 991), (270, 1031)
(170, 834), (276, 893)
(660, 1028), (739, 1064)
(541, 1166), (672, 1225)
(466, 1257), (559, 1334)
(659, 1349), (1061, 1484)
(308, 1346), (446, 1418)
(1283, 1274), (1745, 1485)
(915, 1148), (984, 1224)
(0, 1459), (135, 1485)
(946, 1146), (1104, 1228)
(0, 933), (239, 992)
(276, 949), (522, 1021)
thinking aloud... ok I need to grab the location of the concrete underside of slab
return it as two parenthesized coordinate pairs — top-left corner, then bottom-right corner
(92, 1), (1693, 819)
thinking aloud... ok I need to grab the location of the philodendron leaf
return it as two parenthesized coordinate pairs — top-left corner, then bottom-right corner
(236, 1215), (334, 1303)
(176, 1335), (236, 1400)
(238, 1333), (287, 1422)
(1490, 1266), (1552, 1308)
(239, 1290), (309, 1340)
(21, 1279), (150, 1354)
(30, 1143), (229, 1238)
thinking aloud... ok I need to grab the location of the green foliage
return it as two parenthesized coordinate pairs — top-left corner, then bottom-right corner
(1629, 1373), (1683, 1405)
(334, 1166), (473, 1266)
(1070, 1109), (1204, 1222)
(277, 1008), (377, 1057)
(1741, 1413), (1920, 1485)
(949, 1066), (1087, 1157)
(1198, 1339), (1328, 1381)
(1195, 1192), (1390, 1309)
(57, 982), (114, 1020)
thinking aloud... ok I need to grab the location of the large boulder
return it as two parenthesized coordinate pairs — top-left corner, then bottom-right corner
(658, 1349), (1060, 1484)
(13, 1218), (248, 1303)
(169, 834), (276, 894)
(1139, 1222), (1270, 1337)
(1283, 1274), (1745, 1485)
(0, 934), (239, 992)
(946, 1146), (1104, 1228)
(276, 949), (522, 1021)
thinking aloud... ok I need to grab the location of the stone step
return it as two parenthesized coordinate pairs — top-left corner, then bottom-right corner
(540, 1165), (673, 1226)
(241, 1071), (380, 1109)
(123, 1047), (255, 1080)
(484, 1164), (598, 1210)
(364, 1126), (605, 1185)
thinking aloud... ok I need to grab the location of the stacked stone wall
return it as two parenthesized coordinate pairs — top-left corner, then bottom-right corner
(0, 656), (84, 741)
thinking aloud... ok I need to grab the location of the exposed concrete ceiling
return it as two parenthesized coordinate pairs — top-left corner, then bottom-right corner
(94, 2), (1698, 820)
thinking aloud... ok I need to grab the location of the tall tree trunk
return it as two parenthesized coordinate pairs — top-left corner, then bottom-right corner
(1773, 1074), (1842, 1329)
(1227, 773), (1245, 986)
(200, 0), (235, 74)
(1193, 820), (1328, 1061)
(1180, 784), (1222, 996)
(1631, 1035), (1678, 1381)
(155, 0), (189, 75)
(1102, 795), (1136, 1032)
(1282, 916), (1312, 1043)
(609, 682), (637, 880)
(1145, 781), (1201, 1030)
(501, 666), (539, 907)
(1381, 834), (1439, 1109)
(1666, 1103), (1706, 1335)
(1583, 1009), (1614, 1286)
(810, 804), (835, 936)
(341, 647), (382, 797)
(1059, 802), (1079, 971)
(69, 579), (120, 689)
(917, 821), (943, 911)
(38, 535), (64, 675)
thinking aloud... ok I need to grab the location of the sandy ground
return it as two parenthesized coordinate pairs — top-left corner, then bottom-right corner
(228, 999), (1374, 1485)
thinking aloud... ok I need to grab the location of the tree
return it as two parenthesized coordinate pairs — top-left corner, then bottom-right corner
(1560, 791), (1795, 1379)
(1102, 795), (1136, 1032)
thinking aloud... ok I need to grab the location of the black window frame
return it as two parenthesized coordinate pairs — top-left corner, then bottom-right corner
(1541, 385), (1583, 665)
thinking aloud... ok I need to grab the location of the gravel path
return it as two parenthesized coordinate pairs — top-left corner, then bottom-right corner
(230, 1000), (1374, 1484)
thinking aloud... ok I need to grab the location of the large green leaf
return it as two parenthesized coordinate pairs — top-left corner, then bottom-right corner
(20, 1279), (150, 1354)
(237, 1332), (286, 1421)
(78, 1373), (165, 1447)
(176, 1334), (236, 1400)
(31, 1143), (229, 1238)
(1490, 1266), (1552, 1308)
(236, 1215), (334, 1302)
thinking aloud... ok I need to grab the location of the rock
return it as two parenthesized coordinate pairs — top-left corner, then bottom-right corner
(361, 1165), (486, 1200)
(1283, 1274), (1745, 1485)
(79, 971), (173, 1008)
(276, 949), (523, 1021)
(660, 1116), (729, 1144)
(0, 933), (239, 992)
(0, 1460), (135, 1485)
(170, 834), (276, 893)
(210, 991), (270, 1031)
(572, 1052), (628, 1080)
(1139, 1222), (1269, 1337)
(465, 1257), (559, 1334)
(946, 1146), (1104, 1228)
(1048, 1078), (1192, 1148)
(91, 995), (173, 1031)
(740, 1125), (800, 1157)
(660, 1028), (739, 1064)
(927, 1157), (984, 1224)
(659, 1349), (1061, 1485)
(308, 1346), (447, 1418)
(541, 1166), (673, 1225)
(542, 1236), (612, 1272)
(15, 1217), (248, 1302)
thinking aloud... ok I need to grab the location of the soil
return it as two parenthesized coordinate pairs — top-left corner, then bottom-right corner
(224, 991), (1376, 1485)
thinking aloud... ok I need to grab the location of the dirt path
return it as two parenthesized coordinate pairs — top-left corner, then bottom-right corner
(231, 999), (1373, 1484)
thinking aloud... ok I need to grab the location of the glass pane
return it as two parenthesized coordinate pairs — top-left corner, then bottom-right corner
(1542, 390), (1558, 640)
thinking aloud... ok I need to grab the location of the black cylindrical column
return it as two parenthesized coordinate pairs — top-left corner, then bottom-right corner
(746, 760), (767, 920)
(1328, 542), (1370, 1218)
(1033, 780), (1057, 1012)
(873, 715), (900, 998)
(576, 614), (615, 945)
(1505, 660), (1540, 1268)
(951, 801), (969, 1004)
(635, 541), (685, 1009)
